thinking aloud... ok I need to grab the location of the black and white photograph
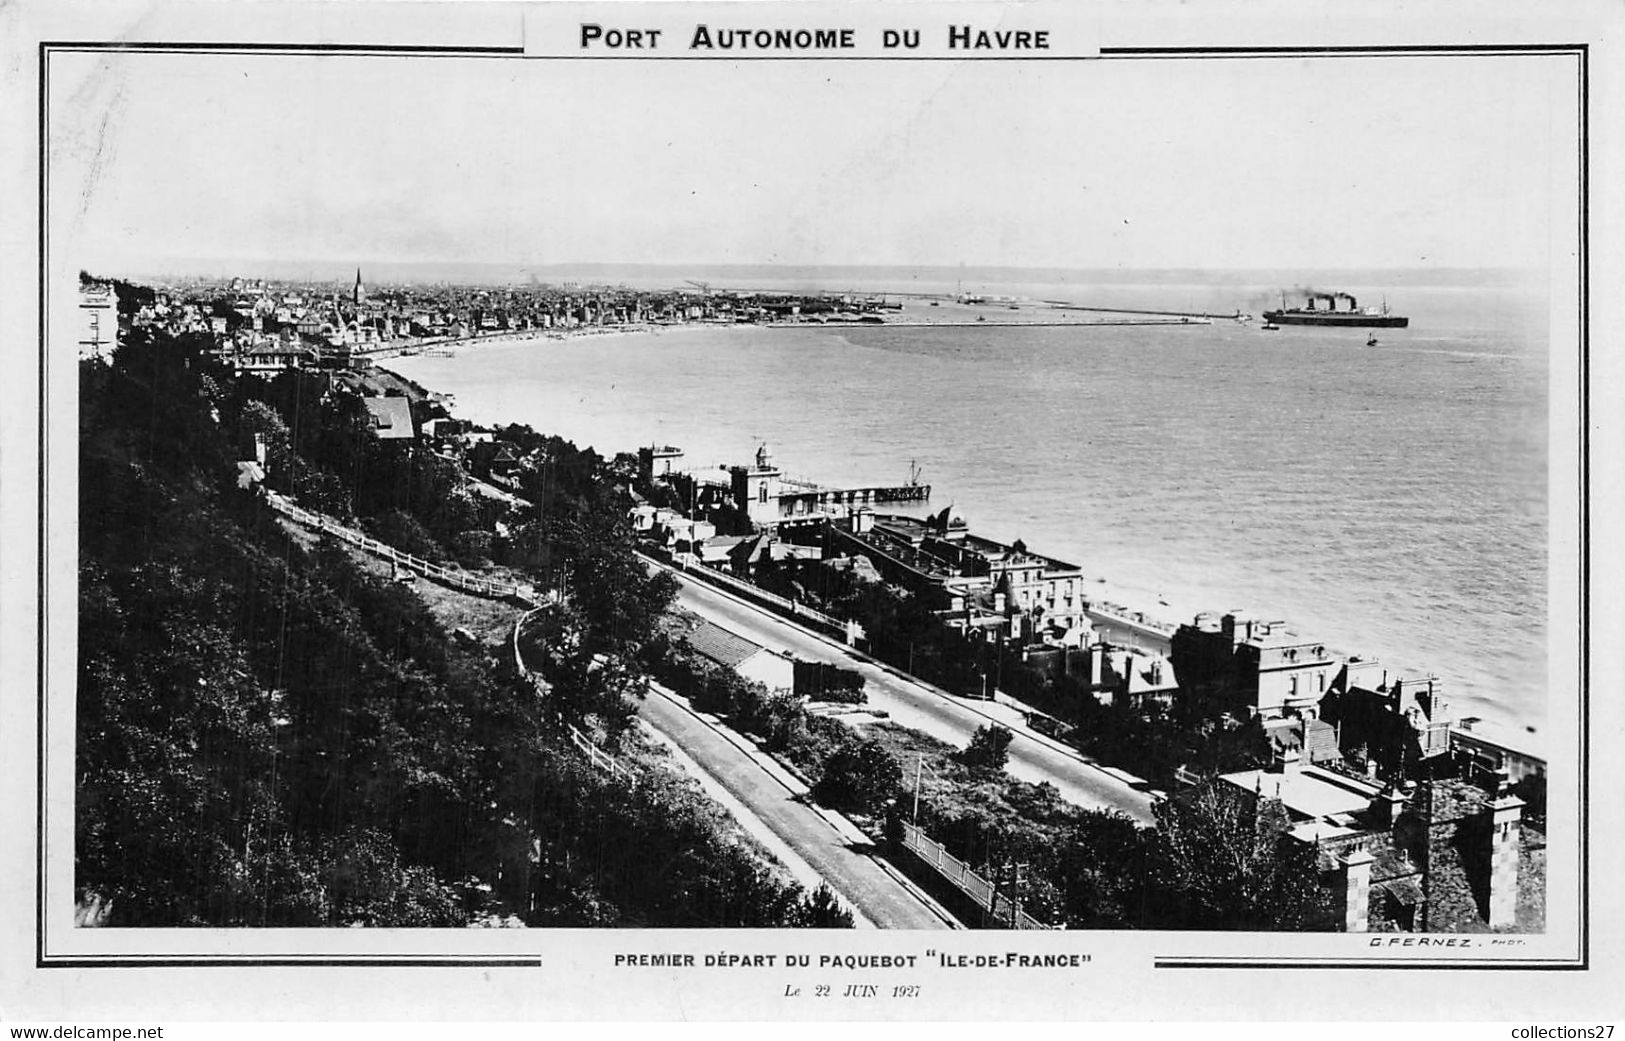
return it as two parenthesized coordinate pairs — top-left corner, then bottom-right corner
(2, 0), (1618, 1026)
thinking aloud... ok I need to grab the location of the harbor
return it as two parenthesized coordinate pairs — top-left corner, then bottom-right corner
(387, 281), (1548, 742)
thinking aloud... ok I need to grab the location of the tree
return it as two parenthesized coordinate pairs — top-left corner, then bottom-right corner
(961, 724), (1014, 772)
(78, 321), (856, 931)
(811, 739), (902, 814)
(1054, 811), (1148, 929)
(237, 399), (295, 478)
(789, 884), (856, 928)
(367, 509), (445, 562)
(1147, 783), (1335, 931)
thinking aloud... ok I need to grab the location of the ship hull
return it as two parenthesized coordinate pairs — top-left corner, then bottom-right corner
(1262, 310), (1409, 328)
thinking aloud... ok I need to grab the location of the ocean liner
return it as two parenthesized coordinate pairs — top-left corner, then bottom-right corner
(1262, 292), (1409, 328)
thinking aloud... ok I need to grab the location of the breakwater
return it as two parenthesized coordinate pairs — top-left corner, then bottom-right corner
(386, 283), (1551, 744)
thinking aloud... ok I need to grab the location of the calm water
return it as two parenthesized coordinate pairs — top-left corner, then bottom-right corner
(391, 280), (1551, 741)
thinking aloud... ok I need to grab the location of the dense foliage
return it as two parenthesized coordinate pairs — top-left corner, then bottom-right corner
(1146, 784), (1337, 930)
(960, 724), (1014, 772)
(646, 638), (806, 751)
(76, 329), (839, 927)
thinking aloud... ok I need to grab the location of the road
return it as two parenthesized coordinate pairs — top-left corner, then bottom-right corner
(638, 685), (955, 930)
(663, 566), (1157, 825)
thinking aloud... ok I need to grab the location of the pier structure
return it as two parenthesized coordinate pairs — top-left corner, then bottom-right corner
(729, 443), (930, 530)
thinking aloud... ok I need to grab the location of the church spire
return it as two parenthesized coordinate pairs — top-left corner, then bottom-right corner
(352, 267), (365, 306)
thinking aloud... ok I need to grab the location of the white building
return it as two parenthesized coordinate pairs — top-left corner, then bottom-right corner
(78, 281), (119, 362)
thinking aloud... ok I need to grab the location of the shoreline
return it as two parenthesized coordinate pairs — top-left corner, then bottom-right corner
(382, 348), (1198, 641)
(384, 325), (1544, 757)
(364, 297), (1225, 362)
(363, 321), (683, 360)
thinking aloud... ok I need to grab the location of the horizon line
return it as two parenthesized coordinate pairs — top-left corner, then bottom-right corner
(89, 258), (1545, 283)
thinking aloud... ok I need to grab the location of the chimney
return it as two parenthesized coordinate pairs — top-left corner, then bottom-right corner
(1372, 783), (1408, 827)
(1340, 847), (1375, 933)
(1487, 780), (1526, 929)
(1270, 746), (1303, 777)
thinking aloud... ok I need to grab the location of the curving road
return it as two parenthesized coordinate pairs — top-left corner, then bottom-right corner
(638, 684), (956, 930)
(658, 562), (1157, 825)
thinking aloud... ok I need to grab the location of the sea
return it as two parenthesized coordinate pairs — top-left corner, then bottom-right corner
(388, 275), (1554, 747)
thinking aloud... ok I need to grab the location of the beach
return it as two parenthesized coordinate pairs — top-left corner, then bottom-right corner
(388, 280), (1551, 746)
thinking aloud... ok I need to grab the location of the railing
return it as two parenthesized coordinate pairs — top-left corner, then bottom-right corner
(266, 491), (541, 605)
(511, 608), (638, 788)
(566, 725), (638, 786)
(1083, 600), (1178, 636)
(900, 822), (1049, 930)
(274, 492), (632, 782)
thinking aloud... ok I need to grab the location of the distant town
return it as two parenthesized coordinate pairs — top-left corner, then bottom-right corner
(75, 267), (1239, 374)
(74, 269), (1546, 935)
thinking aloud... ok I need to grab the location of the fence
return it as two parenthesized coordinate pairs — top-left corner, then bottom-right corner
(511, 609), (638, 788)
(900, 822), (1049, 930)
(266, 491), (541, 605)
(271, 492), (635, 786)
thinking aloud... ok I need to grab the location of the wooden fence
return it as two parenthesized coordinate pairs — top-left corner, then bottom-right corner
(266, 491), (541, 605)
(511, 609), (638, 788)
(270, 490), (635, 787)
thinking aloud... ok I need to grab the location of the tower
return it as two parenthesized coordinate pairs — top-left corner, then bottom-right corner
(730, 443), (782, 527)
(353, 267), (365, 307)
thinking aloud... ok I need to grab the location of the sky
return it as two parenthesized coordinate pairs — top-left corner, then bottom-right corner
(49, 46), (1576, 277)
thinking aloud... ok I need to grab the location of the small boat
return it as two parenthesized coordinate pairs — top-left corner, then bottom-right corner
(1261, 322), (1280, 331)
(1366, 334), (1379, 347)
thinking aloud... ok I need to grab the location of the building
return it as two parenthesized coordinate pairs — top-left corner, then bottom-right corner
(1212, 753), (1539, 933)
(725, 444), (931, 530)
(78, 280), (119, 362)
(1319, 659), (1453, 780)
(362, 396), (416, 440)
(1171, 610), (1343, 719)
(1075, 643), (1179, 707)
(1450, 721), (1545, 785)
(638, 444), (685, 485)
(729, 443), (783, 527)
(830, 509), (1088, 642)
(233, 342), (313, 377)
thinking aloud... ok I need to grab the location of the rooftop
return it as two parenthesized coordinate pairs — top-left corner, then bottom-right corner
(1220, 763), (1385, 822)
(362, 396), (415, 439)
(866, 515), (1082, 579)
(660, 611), (769, 670)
